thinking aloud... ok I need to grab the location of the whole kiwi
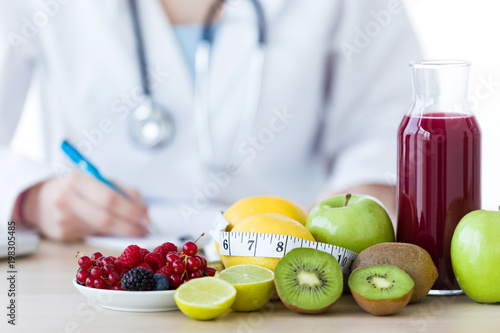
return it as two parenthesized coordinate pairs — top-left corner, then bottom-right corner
(352, 243), (438, 303)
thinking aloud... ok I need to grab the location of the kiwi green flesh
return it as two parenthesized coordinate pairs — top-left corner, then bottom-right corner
(275, 248), (343, 313)
(349, 265), (414, 300)
(349, 265), (414, 316)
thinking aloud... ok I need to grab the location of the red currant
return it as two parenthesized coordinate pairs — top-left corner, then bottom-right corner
(108, 272), (120, 285)
(85, 277), (95, 288)
(93, 277), (107, 289)
(97, 257), (107, 267)
(166, 253), (180, 264)
(78, 256), (92, 270)
(182, 277), (190, 284)
(172, 260), (186, 274)
(103, 264), (116, 276)
(76, 269), (90, 284)
(205, 267), (217, 276)
(102, 257), (114, 266)
(112, 284), (123, 291)
(197, 256), (207, 270)
(182, 241), (198, 256)
(90, 266), (103, 278)
(91, 252), (103, 263)
(189, 271), (203, 279)
(168, 274), (182, 289)
(186, 257), (202, 272)
(108, 256), (117, 261)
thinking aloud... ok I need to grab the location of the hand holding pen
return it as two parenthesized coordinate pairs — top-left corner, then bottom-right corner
(17, 142), (151, 241)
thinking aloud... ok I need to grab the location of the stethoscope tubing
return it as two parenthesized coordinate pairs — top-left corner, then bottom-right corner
(129, 0), (267, 169)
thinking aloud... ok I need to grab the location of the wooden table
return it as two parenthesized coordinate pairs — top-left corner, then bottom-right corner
(1, 240), (499, 333)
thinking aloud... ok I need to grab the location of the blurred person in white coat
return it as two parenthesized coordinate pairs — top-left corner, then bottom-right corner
(0, 0), (420, 241)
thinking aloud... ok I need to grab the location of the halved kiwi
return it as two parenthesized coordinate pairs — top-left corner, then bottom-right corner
(348, 265), (414, 316)
(274, 248), (343, 314)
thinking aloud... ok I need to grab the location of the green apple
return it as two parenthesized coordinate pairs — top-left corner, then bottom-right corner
(451, 208), (500, 303)
(306, 194), (395, 254)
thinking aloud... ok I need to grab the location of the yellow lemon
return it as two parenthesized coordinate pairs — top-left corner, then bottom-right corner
(223, 196), (307, 231)
(220, 214), (315, 272)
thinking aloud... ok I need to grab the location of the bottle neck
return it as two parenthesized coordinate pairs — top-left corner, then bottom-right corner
(410, 61), (472, 116)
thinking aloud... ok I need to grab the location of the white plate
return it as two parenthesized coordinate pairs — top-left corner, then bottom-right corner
(73, 279), (178, 312)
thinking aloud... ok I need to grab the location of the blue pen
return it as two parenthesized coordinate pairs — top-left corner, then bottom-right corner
(61, 140), (158, 234)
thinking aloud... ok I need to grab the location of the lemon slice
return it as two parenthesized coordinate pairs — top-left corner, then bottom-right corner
(174, 277), (236, 320)
(219, 264), (275, 312)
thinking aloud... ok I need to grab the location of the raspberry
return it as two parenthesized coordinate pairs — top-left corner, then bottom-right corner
(156, 265), (174, 278)
(140, 247), (150, 259)
(153, 242), (178, 257)
(137, 262), (154, 272)
(121, 268), (155, 291)
(144, 252), (166, 272)
(118, 245), (143, 268)
(153, 274), (169, 290)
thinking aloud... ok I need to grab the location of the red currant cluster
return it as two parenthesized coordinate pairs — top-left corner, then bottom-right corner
(163, 241), (217, 289)
(75, 236), (216, 291)
(76, 252), (125, 290)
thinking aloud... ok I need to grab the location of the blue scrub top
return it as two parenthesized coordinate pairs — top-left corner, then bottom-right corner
(172, 25), (203, 78)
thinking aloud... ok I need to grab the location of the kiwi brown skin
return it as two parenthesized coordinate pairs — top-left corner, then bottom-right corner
(352, 243), (438, 303)
(274, 280), (341, 314)
(350, 284), (414, 316)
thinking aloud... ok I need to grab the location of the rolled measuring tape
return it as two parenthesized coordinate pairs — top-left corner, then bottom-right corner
(209, 213), (358, 276)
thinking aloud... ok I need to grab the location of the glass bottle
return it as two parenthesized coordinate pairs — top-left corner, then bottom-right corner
(397, 60), (481, 295)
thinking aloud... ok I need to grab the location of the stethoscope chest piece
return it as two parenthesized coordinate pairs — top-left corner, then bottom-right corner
(129, 98), (175, 149)
(127, 0), (266, 158)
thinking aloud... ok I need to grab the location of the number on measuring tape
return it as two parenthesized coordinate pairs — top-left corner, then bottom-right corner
(218, 231), (358, 275)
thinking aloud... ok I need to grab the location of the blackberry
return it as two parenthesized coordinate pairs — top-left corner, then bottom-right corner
(153, 274), (169, 291)
(121, 268), (155, 291)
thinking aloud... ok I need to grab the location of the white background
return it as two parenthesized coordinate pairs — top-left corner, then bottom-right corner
(405, 0), (500, 210)
(10, 0), (500, 210)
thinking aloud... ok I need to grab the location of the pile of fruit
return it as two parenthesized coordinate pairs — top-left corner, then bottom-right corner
(73, 194), (500, 321)
(75, 237), (216, 291)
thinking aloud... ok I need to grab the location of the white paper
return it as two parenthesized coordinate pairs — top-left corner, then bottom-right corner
(84, 203), (220, 251)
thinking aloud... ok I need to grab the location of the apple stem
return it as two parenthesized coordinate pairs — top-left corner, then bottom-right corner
(344, 193), (352, 207)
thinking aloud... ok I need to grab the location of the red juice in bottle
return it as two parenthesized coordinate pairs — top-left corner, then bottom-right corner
(397, 113), (481, 290)
(396, 60), (481, 294)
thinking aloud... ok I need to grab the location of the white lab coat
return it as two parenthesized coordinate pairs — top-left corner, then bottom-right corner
(0, 0), (421, 236)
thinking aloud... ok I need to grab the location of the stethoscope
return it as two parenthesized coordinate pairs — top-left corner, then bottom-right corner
(128, 0), (267, 170)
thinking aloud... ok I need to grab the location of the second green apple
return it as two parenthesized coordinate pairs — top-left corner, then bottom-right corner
(306, 194), (395, 254)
